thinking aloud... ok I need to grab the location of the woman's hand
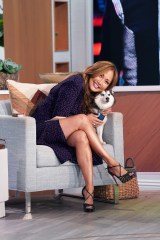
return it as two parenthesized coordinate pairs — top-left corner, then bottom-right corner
(102, 107), (112, 116)
(87, 114), (103, 127)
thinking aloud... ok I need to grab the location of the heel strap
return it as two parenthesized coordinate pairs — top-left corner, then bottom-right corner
(107, 164), (122, 176)
(83, 203), (94, 207)
(108, 164), (121, 169)
(84, 188), (94, 201)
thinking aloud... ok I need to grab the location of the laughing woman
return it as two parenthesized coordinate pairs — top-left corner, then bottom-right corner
(32, 61), (135, 212)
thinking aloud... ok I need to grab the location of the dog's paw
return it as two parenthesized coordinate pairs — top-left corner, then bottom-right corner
(100, 140), (106, 145)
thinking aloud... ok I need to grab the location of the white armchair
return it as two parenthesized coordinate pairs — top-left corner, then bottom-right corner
(0, 99), (124, 219)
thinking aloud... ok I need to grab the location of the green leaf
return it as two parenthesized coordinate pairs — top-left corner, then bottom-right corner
(0, 59), (3, 71)
(2, 59), (22, 74)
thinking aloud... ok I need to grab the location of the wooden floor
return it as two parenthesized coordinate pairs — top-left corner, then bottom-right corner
(0, 190), (160, 240)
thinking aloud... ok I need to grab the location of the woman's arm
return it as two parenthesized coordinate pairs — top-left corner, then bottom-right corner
(50, 75), (83, 117)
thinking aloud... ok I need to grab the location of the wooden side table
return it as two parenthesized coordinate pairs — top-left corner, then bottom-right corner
(0, 142), (8, 218)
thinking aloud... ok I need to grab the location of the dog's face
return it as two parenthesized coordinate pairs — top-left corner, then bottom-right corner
(94, 90), (115, 110)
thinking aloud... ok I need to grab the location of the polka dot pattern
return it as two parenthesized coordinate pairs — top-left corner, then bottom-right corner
(32, 74), (103, 165)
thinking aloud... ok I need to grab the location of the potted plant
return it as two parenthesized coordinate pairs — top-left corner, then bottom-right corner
(0, 58), (22, 90)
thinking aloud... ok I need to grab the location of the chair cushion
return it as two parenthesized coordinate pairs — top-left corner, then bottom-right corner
(6, 80), (56, 116)
(36, 144), (114, 167)
(36, 145), (60, 167)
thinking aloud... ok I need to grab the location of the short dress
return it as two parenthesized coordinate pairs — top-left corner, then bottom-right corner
(32, 74), (103, 165)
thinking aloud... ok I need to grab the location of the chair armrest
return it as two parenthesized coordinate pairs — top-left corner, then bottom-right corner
(103, 112), (124, 166)
(0, 115), (37, 191)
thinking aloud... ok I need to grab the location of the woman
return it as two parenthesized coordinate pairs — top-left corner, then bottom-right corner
(32, 61), (135, 212)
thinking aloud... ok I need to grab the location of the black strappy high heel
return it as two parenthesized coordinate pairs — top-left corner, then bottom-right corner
(82, 186), (95, 213)
(107, 164), (136, 185)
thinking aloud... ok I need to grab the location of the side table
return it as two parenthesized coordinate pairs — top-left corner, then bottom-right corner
(0, 142), (8, 218)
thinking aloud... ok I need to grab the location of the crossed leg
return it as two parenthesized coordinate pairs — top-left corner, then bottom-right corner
(59, 114), (127, 206)
(59, 114), (125, 171)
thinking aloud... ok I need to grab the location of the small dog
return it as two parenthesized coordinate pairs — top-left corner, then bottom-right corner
(93, 90), (115, 144)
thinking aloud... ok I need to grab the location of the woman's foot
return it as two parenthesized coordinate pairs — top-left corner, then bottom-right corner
(107, 164), (136, 184)
(82, 186), (95, 212)
(108, 163), (127, 176)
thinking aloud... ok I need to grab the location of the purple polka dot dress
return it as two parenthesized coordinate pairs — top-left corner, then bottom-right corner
(32, 74), (103, 165)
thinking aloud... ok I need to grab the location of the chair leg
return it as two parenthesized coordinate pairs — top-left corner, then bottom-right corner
(25, 192), (31, 214)
(23, 192), (32, 220)
(54, 189), (63, 200)
(58, 189), (63, 195)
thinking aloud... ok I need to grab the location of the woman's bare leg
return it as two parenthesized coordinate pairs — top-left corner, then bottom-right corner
(67, 130), (94, 206)
(59, 114), (127, 176)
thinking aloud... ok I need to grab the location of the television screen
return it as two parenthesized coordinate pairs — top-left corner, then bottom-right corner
(93, 0), (159, 86)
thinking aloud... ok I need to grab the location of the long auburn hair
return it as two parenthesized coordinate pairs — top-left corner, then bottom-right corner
(81, 61), (118, 114)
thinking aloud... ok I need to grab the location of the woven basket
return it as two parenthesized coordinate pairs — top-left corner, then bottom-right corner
(94, 178), (139, 200)
(94, 158), (139, 200)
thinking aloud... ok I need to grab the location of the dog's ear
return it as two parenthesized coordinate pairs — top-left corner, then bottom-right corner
(110, 89), (114, 95)
(110, 89), (116, 105)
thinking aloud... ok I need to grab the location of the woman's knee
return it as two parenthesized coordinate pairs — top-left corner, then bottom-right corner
(73, 130), (89, 145)
(77, 114), (90, 127)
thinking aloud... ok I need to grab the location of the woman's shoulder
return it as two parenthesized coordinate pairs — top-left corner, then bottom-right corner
(49, 73), (83, 95)
(59, 73), (83, 87)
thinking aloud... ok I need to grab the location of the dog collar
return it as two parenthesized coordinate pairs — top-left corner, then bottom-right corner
(98, 113), (105, 120)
